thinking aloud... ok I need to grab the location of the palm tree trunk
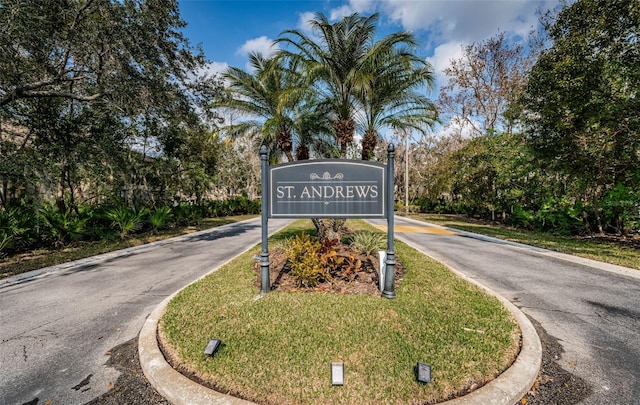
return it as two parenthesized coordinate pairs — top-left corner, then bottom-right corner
(333, 119), (355, 159)
(276, 129), (294, 162)
(311, 218), (347, 241)
(361, 130), (377, 160)
(296, 144), (309, 160)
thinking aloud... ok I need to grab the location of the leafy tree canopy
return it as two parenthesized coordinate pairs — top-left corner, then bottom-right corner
(0, 0), (223, 211)
(523, 0), (640, 185)
(522, 0), (639, 233)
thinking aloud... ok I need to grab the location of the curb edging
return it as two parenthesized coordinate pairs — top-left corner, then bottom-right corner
(139, 292), (256, 405)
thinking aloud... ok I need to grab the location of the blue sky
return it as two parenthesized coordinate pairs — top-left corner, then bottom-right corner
(178, 0), (559, 140)
(179, 0), (557, 87)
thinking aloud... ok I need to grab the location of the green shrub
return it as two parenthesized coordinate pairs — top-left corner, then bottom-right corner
(601, 183), (640, 234)
(0, 207), (36, 257)
(349, 231), (386, 256)
(104, 206), (145, 238)
(83, 204), (117, 240)
(534, 197), (582, 235)
(0, 208), (26, 254)
(283, 233), (332, 287)
(172, 203), (203, 226)
(148, 206), (173, 231)
(206, 197), (260, 217)
(0, 232), (9, 255)
(39, 204), (89, 244)
(506, 204), (535, 229)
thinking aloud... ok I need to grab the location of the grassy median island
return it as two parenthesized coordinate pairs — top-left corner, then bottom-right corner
(159, 220), (520, 404)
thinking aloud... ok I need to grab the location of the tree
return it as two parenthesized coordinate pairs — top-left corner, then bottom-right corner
(215, 51), (336, 163)
(522, 0), (640, 234)
(211, 135), (261, 199)
(215, 53), (299, 162)
(291, 101), (337, 160)
(0, 0), (221, 210)
(449, 132), (533, 220)
(280, 12), (427, 159)
(0, 0), (211, 109)
(412, 133), (464, 209)
(278, 13), (438, 161)
(278, 12), (373, 159)
(357, 48), (437, 160)
(438, 32), (530, 138)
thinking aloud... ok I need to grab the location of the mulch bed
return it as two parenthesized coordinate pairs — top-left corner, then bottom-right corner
(254, 245), (406, 296)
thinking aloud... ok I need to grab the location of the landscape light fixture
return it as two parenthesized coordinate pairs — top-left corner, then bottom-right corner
(204, 339), (221, 356)
(331, 363), (344, 386)
(416, 362), (431, 383)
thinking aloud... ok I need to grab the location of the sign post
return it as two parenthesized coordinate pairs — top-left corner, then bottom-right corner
(382, 144), (396, 299)
(260, 145), (396, 298)
(259, 146), (271, 294)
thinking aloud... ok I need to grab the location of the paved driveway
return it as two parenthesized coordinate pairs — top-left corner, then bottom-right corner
(369, 216), (640, 405)
(3, 215), (639, 405)
(0, 218), (290, 405)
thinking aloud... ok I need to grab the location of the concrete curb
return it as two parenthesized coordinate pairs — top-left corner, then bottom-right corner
(398, 234), (541, 404)
(140, 292), (256, 405)
(139, 222), (542, 405)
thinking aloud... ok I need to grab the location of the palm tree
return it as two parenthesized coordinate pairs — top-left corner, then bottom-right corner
(278, 12), (435, 160)
(278, 12), (437, 238)
(291, 100), (337, 160)
(278, 12), (375, 158)
(357, 49), (438, 160)
(213, 52), (300, 162)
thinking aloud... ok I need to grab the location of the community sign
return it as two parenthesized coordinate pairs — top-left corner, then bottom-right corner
(269, 160), (385, 218)
(258, 145), (397, 298)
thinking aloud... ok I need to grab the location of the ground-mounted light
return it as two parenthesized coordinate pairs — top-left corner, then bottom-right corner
(416, 362), (431, 383)
(204, 339), (221, 356)
(331, 363), (344, 386)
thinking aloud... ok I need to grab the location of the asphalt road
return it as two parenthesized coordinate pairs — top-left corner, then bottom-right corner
(2, 215), (639, 405)
(0, 218), (290, 405)
(369, 216), (640, 405)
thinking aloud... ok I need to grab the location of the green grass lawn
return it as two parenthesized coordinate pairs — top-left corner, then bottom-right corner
(403, 213), (640, 271)
(159, 220), (519, 405)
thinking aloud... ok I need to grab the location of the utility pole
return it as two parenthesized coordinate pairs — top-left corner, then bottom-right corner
(405, 130), (409, 211)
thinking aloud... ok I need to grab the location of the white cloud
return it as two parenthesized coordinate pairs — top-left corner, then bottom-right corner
(297, 11), (316, 33)
(236, 36), (280, 71)
(330, 5), (355, 21)
(349, 0), (376, 12)
(349, 0), (548, 49)
(236, 36), (279, 58)
(200, 61), (229, 77)
(341, 0), (551, 100)
(426, 41), (464, 87)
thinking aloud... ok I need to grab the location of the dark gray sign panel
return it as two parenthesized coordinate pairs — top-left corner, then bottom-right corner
(269, 159), (386, 218)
